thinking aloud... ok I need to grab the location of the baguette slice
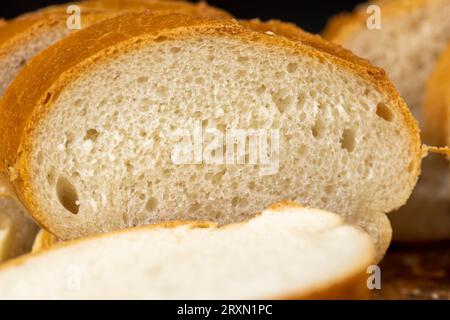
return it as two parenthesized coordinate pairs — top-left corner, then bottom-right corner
(324, 0), (450, 125)
(324, 0), (450, 242)
(0, 202), (374, 300)
(0, 0), (231, 96)
(0, 0), (229, 262)
(0, 13), (421, 259)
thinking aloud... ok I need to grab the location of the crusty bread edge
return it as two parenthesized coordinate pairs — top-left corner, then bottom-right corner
(0, 201), (374, 300)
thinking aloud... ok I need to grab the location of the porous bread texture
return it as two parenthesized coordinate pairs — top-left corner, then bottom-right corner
(0, 203), (374, 300)
(0, 0), (231, 96)
(0, 10), (117, 96)
(0, 13), (421, 259)
(227, 19), (394, 258)
(0, 195), (38, 262)
(324, 0), (450, 242)
(424, 42), (450, 147)
(324, 0), (450, 129)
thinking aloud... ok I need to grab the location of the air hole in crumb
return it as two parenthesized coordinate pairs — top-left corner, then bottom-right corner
(231, 197), (239, 208)
(56, 177), (79, 214)
(287, 63), (298, 73)
(340, 129), (356, 152)
(311, 119), (325, 138)
(256, 84), (267, 95)
(376, 103), (394, 122)
(195, 77), (205, 85)
(238, 56), (249, 64)
(137, 76), (148, 83)
(271, 90), (292, 113)
(145, 197), (157, 211)
(170, 47), (181, 54)
(84, 129), (99, 142)
(43, 92), (52, 104)
(154, 36), (167, 42)
(47, 170), (56, 185)
(407, 161), (414, 173)
(189, 203), (201, 214)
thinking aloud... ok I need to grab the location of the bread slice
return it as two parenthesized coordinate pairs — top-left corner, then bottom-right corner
(0, 0), (231, 96)
(0, 12), (421, 259)
(324, 0), (450, 126)
(324, 0), (450, 242)
(0, 202), (375, 299)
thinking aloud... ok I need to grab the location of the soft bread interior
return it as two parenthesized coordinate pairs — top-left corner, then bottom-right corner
(25, 26), (417, 255)
(325, 1), (450, 242)
(0, 204), (374, 299)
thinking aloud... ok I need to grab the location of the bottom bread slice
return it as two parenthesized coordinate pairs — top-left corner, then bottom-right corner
(0, 202), (374, 300)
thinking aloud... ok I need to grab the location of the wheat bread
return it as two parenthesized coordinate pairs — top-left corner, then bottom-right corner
(0, 12), (422, 259)
(0, 202), (374, 299)
(324, 0), (450, 241)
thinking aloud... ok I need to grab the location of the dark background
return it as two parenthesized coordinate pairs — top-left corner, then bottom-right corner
(0, 0), (364, 33)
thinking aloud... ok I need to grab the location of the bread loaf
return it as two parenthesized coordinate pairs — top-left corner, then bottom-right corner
(0, 0), (231, 263)
(0, 202), (374, 299)
(0, 12), (422, 259)
(424, 42), (450, 148)
(324, 0), (450, 241)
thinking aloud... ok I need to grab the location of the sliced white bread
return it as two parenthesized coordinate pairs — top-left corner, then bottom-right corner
(0, 12), (422, 259)
(324, 0), (450, 242)
(0, 0), (230, 261)
(0, 202), (375, 300)
(324, 0), (450, 125)
(0, 0), (231, 96)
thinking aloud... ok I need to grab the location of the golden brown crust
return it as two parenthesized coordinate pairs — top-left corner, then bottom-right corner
(0, 0), (231, 68)
(0, 201), (373, 300)
(323, 0), (450, 43)
(0, 12), (421, 235)
(81, 0), (231, 19)
(424, 42), (450, 147)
